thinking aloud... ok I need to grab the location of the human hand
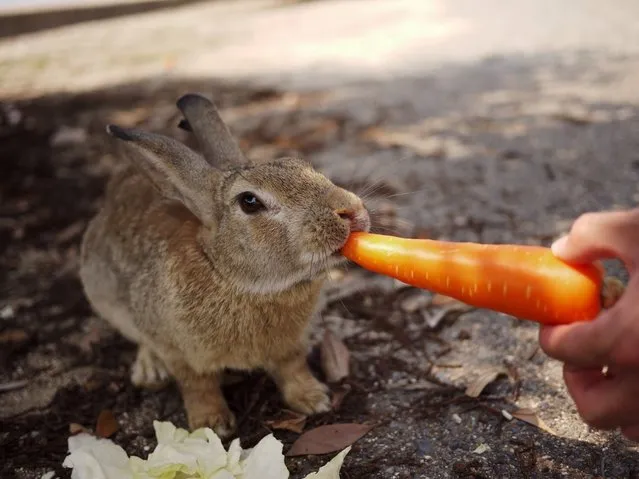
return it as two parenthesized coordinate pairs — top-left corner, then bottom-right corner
(538, 208), (639, 441)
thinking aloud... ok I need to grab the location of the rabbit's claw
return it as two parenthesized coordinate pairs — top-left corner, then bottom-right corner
(283, 377), (332, 415)
(187, 404), (237, 439)
(131, 346), (171, 391)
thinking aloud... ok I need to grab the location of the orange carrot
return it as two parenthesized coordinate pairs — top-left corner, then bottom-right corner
(341, 232), (623, 325)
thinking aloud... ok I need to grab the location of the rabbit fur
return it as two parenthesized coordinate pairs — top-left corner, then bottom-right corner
(79, 93), (370, 438)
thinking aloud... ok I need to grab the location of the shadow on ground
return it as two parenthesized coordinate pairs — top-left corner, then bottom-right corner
(2, 51), (639, 479)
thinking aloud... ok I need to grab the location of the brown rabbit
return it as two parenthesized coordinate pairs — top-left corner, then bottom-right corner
(79, 93), (370, 438)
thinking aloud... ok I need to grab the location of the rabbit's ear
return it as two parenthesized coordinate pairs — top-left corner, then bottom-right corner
(107, 124), (221, 227)
(176, 93), (249, 169)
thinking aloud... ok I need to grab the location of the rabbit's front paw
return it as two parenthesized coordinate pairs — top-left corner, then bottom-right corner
(187, 403), (237, 438)
(283, 377), (331, 415)
(131, 346), (171, 390)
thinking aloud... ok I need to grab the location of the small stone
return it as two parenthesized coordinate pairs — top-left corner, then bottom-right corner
(416, 437), (434, 456)
(400, 292), (430, 313)
(473, 443), (490, 454)
(453, 215), (469, 227)
(457, 329), (471, 340)
(6, 108), (22, 126)
(452, 413), (462, 424)
(0, 305), (15, 319)
(50, 126), (87, 147)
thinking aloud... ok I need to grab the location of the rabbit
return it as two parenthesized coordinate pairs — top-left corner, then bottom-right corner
(79, 93), (370, 438)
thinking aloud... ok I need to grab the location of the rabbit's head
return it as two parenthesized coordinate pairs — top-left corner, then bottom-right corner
(106, 94), (370, 294)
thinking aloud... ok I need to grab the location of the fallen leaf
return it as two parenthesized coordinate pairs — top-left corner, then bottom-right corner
(0, 379), (28, 392)
(69, 423), (89, 435)
(424, 300), (472, 329)
(465, 366), (508, 398)
(430, 294), (466, 307)
(78, 326), (104, 354)
(108, 107), (150, 127)
(55, 221), (85, 244)
(95, 409), (119, 438)
(511, 408), (556, 435)
(0, 328), (28, 345)
(286, 423), (375, 456)
(330, 385), (351, 411)
(360, 127), (447, 157)
(265, 409), (307, 434)
(320, 330), (350, 383)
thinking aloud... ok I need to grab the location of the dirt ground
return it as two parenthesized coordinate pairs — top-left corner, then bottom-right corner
(3, 1), (639, 479)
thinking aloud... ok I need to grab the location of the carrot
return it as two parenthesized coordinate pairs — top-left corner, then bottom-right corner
(341, 232), (624, 325)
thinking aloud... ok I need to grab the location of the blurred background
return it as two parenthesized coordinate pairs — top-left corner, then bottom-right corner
(2, 1), (639, 478)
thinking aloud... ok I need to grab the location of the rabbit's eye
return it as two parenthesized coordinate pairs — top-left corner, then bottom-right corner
(238, 192), (265, 214)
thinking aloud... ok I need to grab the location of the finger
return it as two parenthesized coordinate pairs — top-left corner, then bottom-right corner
(621, 424), (639, 442)
(539, 272), (639, 368)
(538, 308), (618, 368)
(551, 209), (639, 269)
(563, 366), (639, 430)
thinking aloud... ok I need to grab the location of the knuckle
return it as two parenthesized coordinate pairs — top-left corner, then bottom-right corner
(621, 426), (639, 442)
(570, 213), (601, 239)
(577, 407), (612, 430)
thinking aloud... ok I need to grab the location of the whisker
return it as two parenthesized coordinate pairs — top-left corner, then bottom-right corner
(349, 153), (415, 200)
(385, 188), (431, 199)
(309, 251), (316, 279)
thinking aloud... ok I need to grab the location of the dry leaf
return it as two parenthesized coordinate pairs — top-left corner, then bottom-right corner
(320, 330), (350, 383)
(55, 221), (86, 244)
(465, 366), (508, 398)
(108, 107), (150, 127)
(78, 326), (104, 354)
(424, 300), (472, 329)
(265, 409), (307, 434)
(0, 328), (28, 346)
(0, 379), (28, 392)
(95, 409), (119, 438)
(430, 294), (466, 307)
(511, 408), (556, 435)
(286, 423), (375, 456)
(330, 384), (351, 411)
(69, 423), (89, 435)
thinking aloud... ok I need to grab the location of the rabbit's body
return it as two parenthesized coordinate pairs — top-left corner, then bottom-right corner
(82, 165), (323, 371)
(80, 94), (370, 437)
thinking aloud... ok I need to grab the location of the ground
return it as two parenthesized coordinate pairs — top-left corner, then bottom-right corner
(2, 1), (639, 478)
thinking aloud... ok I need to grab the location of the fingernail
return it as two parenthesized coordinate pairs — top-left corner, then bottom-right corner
(551, 236), (568, 257)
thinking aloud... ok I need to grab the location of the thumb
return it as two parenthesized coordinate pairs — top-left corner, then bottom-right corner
(551, 210), (639, 270)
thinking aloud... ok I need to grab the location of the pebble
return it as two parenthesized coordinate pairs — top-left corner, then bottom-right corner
(50, 126), (88, 147)
(473, 443), (491, 454)
(0, 305), (15, 319)
(501, 409), (513, 421)
(415, 437), (434, 456)
(399, 292), (430, 313)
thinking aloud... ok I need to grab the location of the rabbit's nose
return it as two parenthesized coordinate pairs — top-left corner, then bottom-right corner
(335, 208), (370, 233)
